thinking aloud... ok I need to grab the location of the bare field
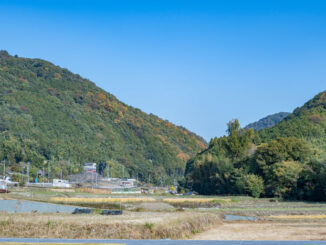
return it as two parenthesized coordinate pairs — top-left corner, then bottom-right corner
(193, 221), (326, 240)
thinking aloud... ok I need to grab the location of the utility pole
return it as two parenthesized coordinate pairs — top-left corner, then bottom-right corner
(68, 158), (71, 176)
(21, 166), (24, 183)
(49, 157), (54, 183)
(92, 171), (94, 189)
(48, 160), (50, 183)
(96, 171), (98, 187)
(27, 161), (30, 184)
(3, 159), (5, 177)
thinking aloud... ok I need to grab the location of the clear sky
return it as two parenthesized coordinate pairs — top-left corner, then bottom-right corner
(1, 0), (326, 141)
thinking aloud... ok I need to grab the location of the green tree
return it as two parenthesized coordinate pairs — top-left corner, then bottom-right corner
(298, 160), (326, 201)
(270, 161), (303, 198)
(225, 119), (254, 160)
(235, 174), (264, 198)
(254, 137), (310, 178)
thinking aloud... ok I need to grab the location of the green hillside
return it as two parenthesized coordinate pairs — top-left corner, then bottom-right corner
(0, 51), (207, 183)
(183, 93), (326, 201)
(259, 91), (326, 156)
(244, 112), (290, 131)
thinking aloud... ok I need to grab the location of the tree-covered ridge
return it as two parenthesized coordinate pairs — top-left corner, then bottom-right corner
(184, 90), (326, 201)
(244, 112), (290, 131)
(183, 120), (326, 201)
(258, 91), (326, 151)
(0, 50), (207, 183)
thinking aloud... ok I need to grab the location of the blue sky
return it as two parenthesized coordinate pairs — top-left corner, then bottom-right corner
(1, 0), (326, 140)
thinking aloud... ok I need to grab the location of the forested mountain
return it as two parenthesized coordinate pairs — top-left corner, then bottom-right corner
(244, 112), (290, 131)
(183, 92), (326, 201)
(0, 51), (207, 183)
(259, 91), (326, 151)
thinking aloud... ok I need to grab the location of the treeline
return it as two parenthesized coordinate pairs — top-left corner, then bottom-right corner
(182, 119), (326, 201)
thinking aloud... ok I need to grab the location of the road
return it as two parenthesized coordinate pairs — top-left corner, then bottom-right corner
(0, 238), (326, 245)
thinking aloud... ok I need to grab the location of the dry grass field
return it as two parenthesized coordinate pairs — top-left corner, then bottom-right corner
(193, 221), (326, 240)
(163, 198), (231, 208)
(0, 211), (221, 239)
(50, 197), (157, 203)
(269, 214), (326, 220)
(2, 188), (326, 240)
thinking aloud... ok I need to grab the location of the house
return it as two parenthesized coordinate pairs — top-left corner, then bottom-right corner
(121, 178), (137, 187)
(84, 163), (97, 173)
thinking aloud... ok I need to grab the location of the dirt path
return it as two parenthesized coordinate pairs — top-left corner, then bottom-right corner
(193, 221), (326, 240)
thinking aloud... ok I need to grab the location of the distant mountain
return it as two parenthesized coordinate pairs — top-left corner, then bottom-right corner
(244, 112), (290, 131)
(0, 51), (207, 183)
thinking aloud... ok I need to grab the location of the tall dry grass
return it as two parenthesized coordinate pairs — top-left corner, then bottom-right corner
(270, 214), (326, 220)
(77, 188), (112, 194)
(50, 197), (156, 203)
(0, 212), (221, 239)
(163, 198), (231, 208)
(163, 198), (231, 203)
(50, 189), (75, 193)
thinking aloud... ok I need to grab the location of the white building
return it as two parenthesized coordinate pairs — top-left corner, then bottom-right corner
(84, 163), (97, 173)
(53, 179), (72, 188)
(0, 176), (18, 186)
(121, 178), (137, 187)
(0, 180), (8, 193)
